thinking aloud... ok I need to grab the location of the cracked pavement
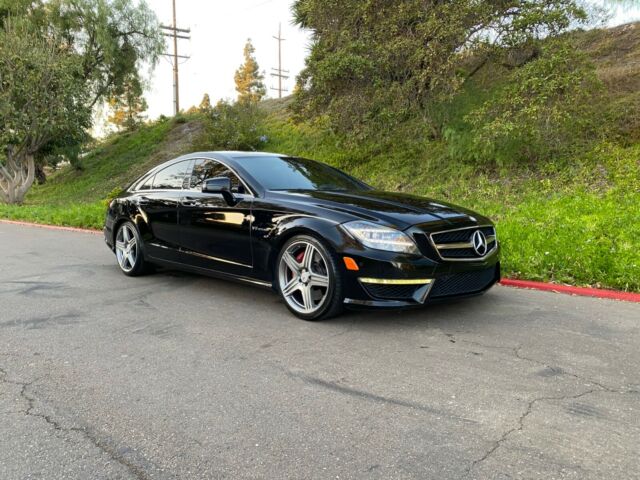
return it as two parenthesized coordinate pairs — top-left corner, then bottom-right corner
(1, 222), (639, 479)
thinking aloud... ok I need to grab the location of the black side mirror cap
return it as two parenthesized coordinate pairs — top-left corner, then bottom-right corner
(202, 177), (237, 205)
(202, 177), (232, 194)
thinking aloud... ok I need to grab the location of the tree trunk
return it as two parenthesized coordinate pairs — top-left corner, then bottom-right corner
(0, 148), (36, 205)
(35, 162), (47, 185)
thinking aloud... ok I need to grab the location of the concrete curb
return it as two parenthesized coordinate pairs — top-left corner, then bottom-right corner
(0, 219), (101, 235)
(2, 218), (639, 303)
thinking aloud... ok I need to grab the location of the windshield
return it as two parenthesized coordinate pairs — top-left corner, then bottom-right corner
(237, 156), (370, 191)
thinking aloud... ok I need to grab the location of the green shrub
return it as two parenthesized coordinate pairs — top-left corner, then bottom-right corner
(200, 100), (268, 151)
(462, 40), (605, 165)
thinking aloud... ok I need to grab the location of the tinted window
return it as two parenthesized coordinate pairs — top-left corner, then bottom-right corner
(188, 159), (246, 194)
(138, 175), (154, 191)
(237, 156), (368, 191)
(153, 161), (190, 190)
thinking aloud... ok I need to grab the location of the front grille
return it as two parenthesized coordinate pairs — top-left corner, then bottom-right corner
(431, 226), (494, 244)
(430, 267), (497, 298)
(429, 225), (497, 261)
(438, 248), (476, 258)
(363, 283), (420, 300)
(413, 233), (439, 261)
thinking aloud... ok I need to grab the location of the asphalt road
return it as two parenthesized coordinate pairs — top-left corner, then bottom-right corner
(0, 222), (638, 480)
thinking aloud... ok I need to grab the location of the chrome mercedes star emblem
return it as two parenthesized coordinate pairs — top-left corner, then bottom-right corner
(471, 230), (488, 256)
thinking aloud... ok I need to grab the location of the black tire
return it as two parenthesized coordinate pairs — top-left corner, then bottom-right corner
(114, 221), (153, 277)
(276, 234), (344, 321)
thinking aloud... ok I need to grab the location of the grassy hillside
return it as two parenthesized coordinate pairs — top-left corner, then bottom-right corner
(2, 23), (639, 292)
(0, 117), (206, 228)
(258, 102), (640, 292)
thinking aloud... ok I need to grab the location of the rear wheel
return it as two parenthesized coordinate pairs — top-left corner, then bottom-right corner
(277, 235), (343, 320)
(115, 221), (151, 276)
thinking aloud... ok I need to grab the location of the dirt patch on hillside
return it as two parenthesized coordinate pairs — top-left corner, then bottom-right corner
(577, 21), (640, 93)
(126, 119), (208, 182)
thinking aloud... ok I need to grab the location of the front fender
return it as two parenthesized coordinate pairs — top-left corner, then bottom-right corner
(251, 210), (356, 283)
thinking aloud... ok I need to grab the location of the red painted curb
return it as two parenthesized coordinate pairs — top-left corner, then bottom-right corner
(500, 278), (640, 303)
(0, 219), (101, 235)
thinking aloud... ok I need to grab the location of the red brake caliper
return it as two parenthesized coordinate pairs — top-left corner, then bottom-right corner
(288, 249), (305, 281)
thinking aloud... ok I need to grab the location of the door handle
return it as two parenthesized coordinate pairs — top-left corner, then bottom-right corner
(181, 198), (197, 207)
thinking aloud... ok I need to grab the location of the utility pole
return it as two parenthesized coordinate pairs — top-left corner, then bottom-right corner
(270, 23), (289, 98)
(160, 0), (190, 115)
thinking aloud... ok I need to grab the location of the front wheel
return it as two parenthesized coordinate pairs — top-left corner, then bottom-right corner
(277, 235), (344, 321)
(114, 221), (152, 277)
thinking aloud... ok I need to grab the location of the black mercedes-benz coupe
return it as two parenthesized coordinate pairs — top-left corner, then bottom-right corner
(104, 151), (500, 320)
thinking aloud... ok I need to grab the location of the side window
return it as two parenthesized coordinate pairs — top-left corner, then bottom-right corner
(138, 174), (155, 191)
(188, 159), (246, 194)
(152, 160), (190, 190)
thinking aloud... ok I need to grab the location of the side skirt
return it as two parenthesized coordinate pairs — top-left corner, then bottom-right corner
(147, 256), (274, 290)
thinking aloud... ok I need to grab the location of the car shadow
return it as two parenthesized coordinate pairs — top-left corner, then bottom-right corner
(336, 293), (498, 331)
(151, 266), (501, 334)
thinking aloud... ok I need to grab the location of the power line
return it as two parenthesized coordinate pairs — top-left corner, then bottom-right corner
(270, 22), (289, 99)
(160, 0), (191, 115)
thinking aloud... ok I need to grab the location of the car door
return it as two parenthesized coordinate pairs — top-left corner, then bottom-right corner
(178, 158), (254, 276)
(137, 159), (193, 263)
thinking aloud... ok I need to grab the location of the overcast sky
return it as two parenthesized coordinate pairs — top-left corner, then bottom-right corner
(141, 0), (640, 120)
(143, 0), (311, 119)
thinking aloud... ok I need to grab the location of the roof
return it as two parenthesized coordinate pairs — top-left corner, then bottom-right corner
(190, 151), (287, 162)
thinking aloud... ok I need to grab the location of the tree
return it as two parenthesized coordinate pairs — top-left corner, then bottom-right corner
(0, 22), (90, 204)
(206, 100), (266, 151)
(0, 0), (163, 200)
(199, 93), (212, 112)
(2, 0), (163, 109)
(48, 0), (164, 109)
(291, 0), (588, 136)
(107, 73), (148, 131)
(234, 39), (266, 105)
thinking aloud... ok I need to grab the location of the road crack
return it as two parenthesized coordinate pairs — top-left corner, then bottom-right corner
(451, 334), (636, 394)
(438, 336), (639, 477)
(0, 364), (159, 480)
(511, 345), (638, 394)
(466, 388), (598, 476)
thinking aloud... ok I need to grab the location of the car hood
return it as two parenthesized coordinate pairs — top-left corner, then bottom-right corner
(271, 189), (490, 230)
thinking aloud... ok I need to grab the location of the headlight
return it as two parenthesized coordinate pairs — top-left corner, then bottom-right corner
(342, 221), (419, 254)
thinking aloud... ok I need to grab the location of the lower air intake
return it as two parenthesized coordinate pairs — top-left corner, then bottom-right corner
(430, 267), (497, 298)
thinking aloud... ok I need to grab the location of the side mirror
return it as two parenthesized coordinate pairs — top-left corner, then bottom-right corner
(202, 176), (232, 194)
(202, 176), (236, 205)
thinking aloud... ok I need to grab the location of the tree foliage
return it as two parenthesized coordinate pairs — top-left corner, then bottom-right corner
(292, 0), (588, 137)
(2, 0), (163, 109)
(450, 40), (603, 164)
(0, 21), (90, 203)
(234, 39), (266, 105)
(0, 0), (163, 203)
(199, 93), (212, 112)
(108, 73), (148, 131)
(48, 0), (164, 108)
(206, 100), (267, 151)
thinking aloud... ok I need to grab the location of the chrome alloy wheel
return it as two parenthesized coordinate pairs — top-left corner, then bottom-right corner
(278, 240), (331, 315)
(115, 224), (138, 273)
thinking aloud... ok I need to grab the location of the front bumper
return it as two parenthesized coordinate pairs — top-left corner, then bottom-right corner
(340, 244), (501, 308)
